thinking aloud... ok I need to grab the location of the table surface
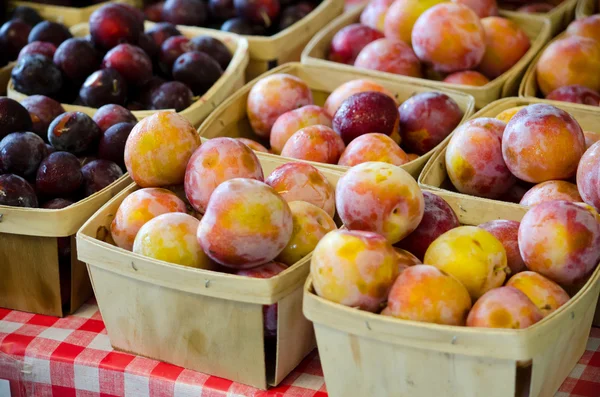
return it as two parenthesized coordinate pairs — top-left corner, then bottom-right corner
(0, 301), (598, 397)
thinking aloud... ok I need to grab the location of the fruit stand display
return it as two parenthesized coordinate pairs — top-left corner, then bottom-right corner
(198, 62), (475, 178)
(301, 4), (551, 109)
(576, 0), (597, 18)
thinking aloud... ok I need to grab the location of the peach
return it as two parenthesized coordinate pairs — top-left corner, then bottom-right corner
(338, 133), (409, 167)
(328, 24), (384, 65)
(270, 105), (332, 155)
(536, 36), (600, 96)
(479, 220), (525, 274)
(124, 111), (200, 187)
(280, 125), (345, 164)
(383, 0), (447, 45)
(324, 79), (397, 118)
(577, 141), (600, 211)
(517, 3), (554, 13)
(236, 138), (270, 153)
(424, 226), (509, 299)
(382, 265), (472, 325)
(399, 92), (463, 155)
(443, 71), (490, 86)
(265, 162), (336, 217)
(566, 15), (600, 42)
(520, 180), (583, 207)
(446, 118), (516, 198)
(197, 178), (293, 269)
(247, 74), (313, 138)
(336, 162), (424, 244)
(478, 17), (531, 79)
(502, 104), (585, 183)
(496, 106), (526, 124)
(184, 138), (264, 214)
(466, 286), (543, 329)
(546, 85), (600, 106)
(360, 0), (394, 31)
(311, 229), (400, 312)
(396, 191), (460, 261)
(507, 271), (570, 317)
(412, 3), (486, 73)
(276, 201), (337, 266)
(452, 0), (499, 17)
(519, 200), (600, 286)
(354, 38), (422, 78)
(585, 131), (600, 149)
(110, 188), (187, 251)
(133, 213), (213, 269)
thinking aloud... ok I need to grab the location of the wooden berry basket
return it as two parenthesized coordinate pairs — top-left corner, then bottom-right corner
(7, 22), (249, 128)
(0, 62), (14, 96)
(198, 62), (475, 179)
(301, 6), (551, 110)
(8, 0), (142, 27)
(576, 0), (597, 18)
(76, 153), (344, 390)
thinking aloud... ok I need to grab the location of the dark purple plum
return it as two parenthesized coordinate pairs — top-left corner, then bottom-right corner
(136, 76), (166, 108)
(78, 156), (97, 167)
(89, 4), (142, 50)
(172, 51), (223, 95)
(41, 197), (74, 260)
(97, 122), (135, 168)
(48, 112), (101, 154)
(0, 20), (32, 60)
(145, 2), (166, 22)
(209, 0), (237, 20)
(81, 159), (123, 197)
(102, 44), (153, 86)
(0, 97), (33, 140)
(0, 174), (38, 208)
(138, 33), (160, 59)
(28, 21), (72, 47)
(36, 151), (83, 198)
(162, 0), (208, 26)
(79, 68), (128, 107)
(234, 0), (280, 27)
(18, 41), (57, 61)
(189, 36), (232, 70)
(150, 81), (193, 111)
(45, 143), (56, 156)
(11, 54), (63, 98)
(42, 198), (73, 209)
(159, 35), (191, 72)
(278, 2), (314, 30)
(93, 104), (137, 133)
(146, 22), (182, 47)
(53, 38), (101, 82)
(114, 3), (145, 30)
(10, 6), (44, 27)
(0, 132), (47, 177)
(221, 17), (266, 35)
(21, 95), (65, 141)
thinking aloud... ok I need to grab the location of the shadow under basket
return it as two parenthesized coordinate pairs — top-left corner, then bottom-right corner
(76, 154), (345, 389)
(0, 175), (131, 317)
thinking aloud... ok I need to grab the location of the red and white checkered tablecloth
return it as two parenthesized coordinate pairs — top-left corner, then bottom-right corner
(0, 300), (598, 397)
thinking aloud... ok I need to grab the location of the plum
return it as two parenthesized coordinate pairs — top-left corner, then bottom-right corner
(281, 125), (345, 164)
(162, 0), (208, 26)
(338, 133), (409, 167)
(92, 104), (137, 133)
(172, 51), (223, 95)
(234, 0), (281, 27)
(36, 151), (83, 198)
(0, 174), (38, 207)
(18, 41), (56, 61)
(278, 2), (314, 30)
(159, 35), (191, 71)
(150, 81), (194, 111)
(466, 286), (542, 329)
(11, 54), (63, 98)
(137, 33), (160, 60)
(270, 105), (332, 154)
(221, 17), (266, 35)
(189, 36), (232, 70)
(0, 132), (47, 178)
(28, 21), (72, 47)
(546, 85), (600, 106)
(97, 122), (135, 169)
(102, 44), (153, 87)
(209, 0), (237, 21)
(79, 68), (128, 108)
(48, 112), (101, 154)
(10, 6), (43, 27)
(328, 24), (384, 65)
(354, 38), (422, 77)
(146, 22), (182, 47)
(20, 95), (64, 140)
(479, 220), (525, 274)
(0, 98), (33, 140)
(0, 20), (32, 60)
(54, 38), (101, 82)
(81, 159), (123, 197)
(90, 4), (142, 50)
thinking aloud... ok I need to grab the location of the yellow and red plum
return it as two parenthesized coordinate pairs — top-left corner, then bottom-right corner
(466, 286), (543, 329)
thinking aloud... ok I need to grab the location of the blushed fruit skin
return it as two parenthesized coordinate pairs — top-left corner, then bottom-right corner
(197, 178), (293, 269)
(399, 92), (463, 155)
(382, 265), (472, 325)
(90, 4), (142, 50)
(0, 174), (38, 208)
(324, 79), (396, 118)
(443, 71), (490, 86)
(446, 118), (515, 198)
(79, 69), (128, 108)
(394, 248), (421, 272)
(236, 138), (269, 153)
(160, 36), (191, 71)
(188, 36), (232, 70)
(546, 85), (600, 106)
(247, 74), (314, 138)
(133, 213), (213, 269)
(0, 98), (33, 141)
(276, 201), (337, 266)
(270, 105), (332, 155)
(412, 3), (486, 73)
(466, 286), (543, 329)
(265, 162), (336, 217)
(396, 191), (459, 261)
(478, 17), (531, 79)
(360, 0), (394, 31)
(147, 22), (181, 47)
(311, 229), (400, 312)
(577, 141), (600, 211)
(518, 200), (600, 286)
(336, 162), (424, 244)
(536, 36), (600, 96)
(35, 151), (83, 198)
(20, 95), (65, 140)
(0, 20), (31, 61)
(162, 0), (207, 26)
(520, 180), (583, 207)
(81, 159), (123, 197)
(48, 112), (101, 154)
(383, 0), (447, 45)
(54, 38), (101, 83)
(354, 38), (422, 78)
(102, 44), (153, 87)
(111, 187), (187, 251)
(507, 271), (570, 317)
(328, 24), (384, 65)
(496, 106), (526, 124)
(0, 132), (47, 178)
(125, 112), (200, 187)
(338, 133), (409, 167)
(479, 220), (525, 275)
(93, 104), (137, 133)
(424, 226), (509, 299)
(566, 15), (600, 42)
(584, 131), (600, 149)
(333, 92), (400, 145)
(27, 21), (71, 47)
(18, 41), (57, 61)
(184, 138), (264, 214)
(502, 104), (585, 183)
(280, 125), (345, 164)
(452, 0), (498, 17)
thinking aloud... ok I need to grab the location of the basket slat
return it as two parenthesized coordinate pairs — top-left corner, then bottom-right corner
(575, 0), (597, 18)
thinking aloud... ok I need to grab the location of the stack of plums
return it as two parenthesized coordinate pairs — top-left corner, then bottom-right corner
(144, 0), (321, 36)
(10, 3), (232, 112)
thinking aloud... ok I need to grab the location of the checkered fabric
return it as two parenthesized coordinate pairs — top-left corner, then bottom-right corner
(0, 301), (597, 397)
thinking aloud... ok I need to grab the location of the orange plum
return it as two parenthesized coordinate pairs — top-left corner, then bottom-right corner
(338, 133), (409, 167)
(507, 271), (570, 317)
(520, 180), (583, 207)
(270, 105), (332, 155)
(466, 286), (543, 329)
